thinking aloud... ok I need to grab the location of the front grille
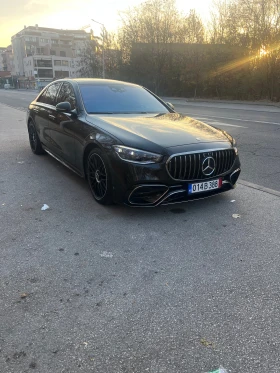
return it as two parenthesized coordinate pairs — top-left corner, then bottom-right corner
(167, 149), (236, 181)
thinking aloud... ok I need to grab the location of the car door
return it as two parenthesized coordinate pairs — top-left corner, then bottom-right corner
(33, 82), (61, 149)
(33, 88), (52, 148)
(48, 82), (79, 168)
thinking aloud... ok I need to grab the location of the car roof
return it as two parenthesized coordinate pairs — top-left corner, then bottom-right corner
(59, 78), (140, 87)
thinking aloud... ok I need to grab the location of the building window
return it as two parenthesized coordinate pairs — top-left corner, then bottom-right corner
(54, 60), (61, 66)
(36, 59), (52, 68)
(36, 47), (44, 55)
(51, 39), (58, 44)
(54, 70), (69, 78)
(36, 69), (53, 78)
(60, 51), (66, 57)
(62, 60), (68, 66)
(50, 50), (56, 56)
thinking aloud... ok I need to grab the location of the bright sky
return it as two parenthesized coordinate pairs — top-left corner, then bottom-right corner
(0, 0), (213, 47)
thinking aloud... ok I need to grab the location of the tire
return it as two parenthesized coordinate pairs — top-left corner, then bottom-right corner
(28, 121), (45, 155)
(86, 148), (113, 205)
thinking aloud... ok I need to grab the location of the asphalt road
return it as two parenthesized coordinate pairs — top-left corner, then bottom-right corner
(0, 94), (280, 373)
(1, 89), (280, 191)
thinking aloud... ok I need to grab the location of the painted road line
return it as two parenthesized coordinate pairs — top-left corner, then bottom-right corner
(183, 113), (280, 126)
(194, 118), (248, 128)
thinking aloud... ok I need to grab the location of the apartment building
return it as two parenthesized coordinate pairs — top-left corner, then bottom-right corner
(0, 47), (5, 71)
(11, 25), (91, 88)
(0, 45), (14, 73)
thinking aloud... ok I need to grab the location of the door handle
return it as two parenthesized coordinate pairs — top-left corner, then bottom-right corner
(49, 114), (56, 120)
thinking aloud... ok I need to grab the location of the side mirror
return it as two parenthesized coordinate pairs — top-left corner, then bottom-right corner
(56, 101), (72, 112)
(166, 102), (175, 111)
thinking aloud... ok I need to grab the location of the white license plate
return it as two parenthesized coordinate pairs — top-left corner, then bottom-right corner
(188, 179), (222, 194)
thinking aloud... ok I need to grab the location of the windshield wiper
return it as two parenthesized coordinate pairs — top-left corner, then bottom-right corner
(97, 111), (149, 114)
(116, 111), (148, 114)
(88, 111), (159, 115)
(88, 112), (114, 114)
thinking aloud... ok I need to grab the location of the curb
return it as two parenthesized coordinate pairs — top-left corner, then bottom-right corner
(0, 102), (26, 112)
(239, 179), (280, 197)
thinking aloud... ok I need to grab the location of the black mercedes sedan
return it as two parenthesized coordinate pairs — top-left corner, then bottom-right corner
(26, 78), (241, 206)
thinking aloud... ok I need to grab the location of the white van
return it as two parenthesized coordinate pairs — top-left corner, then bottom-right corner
(4, 83), (11, 89)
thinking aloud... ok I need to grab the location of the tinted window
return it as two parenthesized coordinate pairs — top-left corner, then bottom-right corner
(57, 83), (76, 110)
(79, 84), (169, 114)
(37, 83), (61, 106)
(37, 89), (48, 104)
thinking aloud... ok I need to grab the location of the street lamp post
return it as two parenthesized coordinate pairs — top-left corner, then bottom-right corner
(91, 19), (105, 79)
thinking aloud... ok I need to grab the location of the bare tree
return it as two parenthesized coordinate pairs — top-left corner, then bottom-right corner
(118, 0), (206, 93)
(79, 30), (121, 79)
(79, 39), (102, 78)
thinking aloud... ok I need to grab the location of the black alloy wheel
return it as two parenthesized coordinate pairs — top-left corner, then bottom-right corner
(87, 149), (113, 205)
(28, 121), (44, 155)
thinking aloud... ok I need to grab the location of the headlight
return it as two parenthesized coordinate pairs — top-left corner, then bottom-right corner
(113, 145), (163, 164)
(234, 147), (238, 155)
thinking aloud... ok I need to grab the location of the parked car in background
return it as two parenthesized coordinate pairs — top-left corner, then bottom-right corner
(4, 83), (11, 89)
(26, 78), (241, 206)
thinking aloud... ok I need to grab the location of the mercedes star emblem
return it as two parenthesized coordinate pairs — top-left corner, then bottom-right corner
(202, 156), (215, 176)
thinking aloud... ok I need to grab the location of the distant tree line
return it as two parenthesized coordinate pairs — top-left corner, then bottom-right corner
(80, 0), (280, 101)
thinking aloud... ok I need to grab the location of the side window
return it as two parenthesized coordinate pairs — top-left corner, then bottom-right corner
(44, 83), (61, 106)
(56, 82), (76, 110)
(37, 88), (48, 104)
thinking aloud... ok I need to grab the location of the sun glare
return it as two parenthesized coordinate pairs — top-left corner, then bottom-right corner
(259, 47), (267, 57)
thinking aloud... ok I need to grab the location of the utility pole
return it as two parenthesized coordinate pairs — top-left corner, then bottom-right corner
(91, 19), (105, 78)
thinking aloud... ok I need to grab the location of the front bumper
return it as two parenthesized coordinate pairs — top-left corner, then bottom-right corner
(109, 152), (241, 207)
(127, 168), (240, 206)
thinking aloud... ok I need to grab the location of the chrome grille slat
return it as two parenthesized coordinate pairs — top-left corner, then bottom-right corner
(229, 150), (233, 170)
(225, 152), (230, 171)
(196, 153), (201, 179)
(179, 156), (182, 179)
(188, 155), (191, 179)
(167, 149), (236, 181)
(220, 150), (224, 174)
(215, 151), (219, 175)
(224, 150), (227, 172)
(226, 151), (229, 172)
(218, 151), (221, 175)
(226, 150), (229, 172)
(192, 154), (196, 179)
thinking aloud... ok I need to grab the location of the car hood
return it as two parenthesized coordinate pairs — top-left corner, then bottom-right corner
(87, 112), (230, 149)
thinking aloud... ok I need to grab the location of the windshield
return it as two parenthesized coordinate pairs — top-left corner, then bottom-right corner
(79, 83), (169, 114)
